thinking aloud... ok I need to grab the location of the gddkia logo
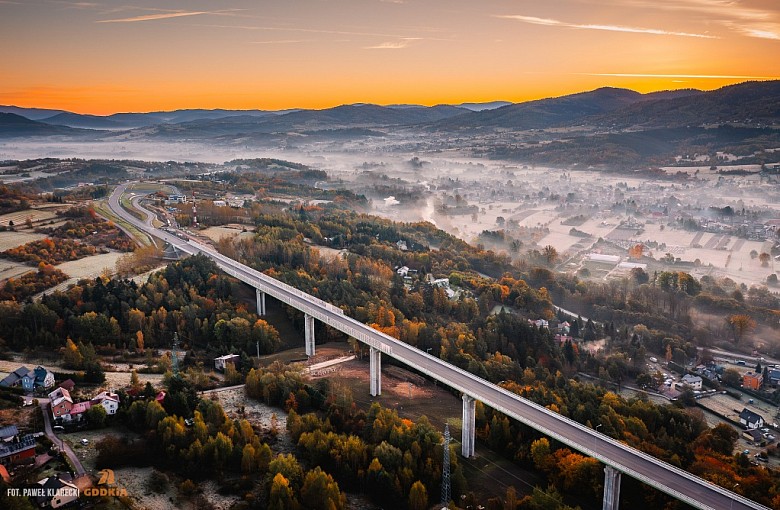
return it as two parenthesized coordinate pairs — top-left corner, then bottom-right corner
(84, 469), (128, 497)
(98, 469), (115, 486)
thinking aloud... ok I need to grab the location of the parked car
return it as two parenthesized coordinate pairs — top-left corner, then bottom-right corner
(53, 425), (64, 432)
(80, 438), (89, 445)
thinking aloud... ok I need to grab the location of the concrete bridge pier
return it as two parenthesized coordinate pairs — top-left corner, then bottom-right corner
(304, 314), (316, 357)
(461, 395), (476, 458)
(256, 289), (266, 316)
(602, 466), (621, 510)
(369, 347), (381, 396)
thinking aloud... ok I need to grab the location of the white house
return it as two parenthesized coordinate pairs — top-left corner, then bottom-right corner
(91, 391), (120, 415)
(681, 374), (703, 390)
(215, 354), (240, 371)
(739, 408), (765, 430)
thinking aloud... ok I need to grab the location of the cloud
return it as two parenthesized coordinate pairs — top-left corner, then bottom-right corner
(585, 73), (780, 79)
(97, 11), (211, 23)
(496, 14), (717, 38)
(615, 0), (780, 40)
(250, 39), (310, 45)
(721, 21), (780, 40)
(364, 37), (420, 49)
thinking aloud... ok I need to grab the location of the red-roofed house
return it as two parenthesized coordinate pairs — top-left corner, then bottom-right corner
(48, 388), (73, 419)
(66, 401), (92, 421)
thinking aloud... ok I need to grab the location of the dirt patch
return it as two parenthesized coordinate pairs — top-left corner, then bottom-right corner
(207, 387), (294, 454)
(199, 226), (255, 243)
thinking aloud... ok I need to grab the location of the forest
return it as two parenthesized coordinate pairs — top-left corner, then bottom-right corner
(0, 169), (779, 507)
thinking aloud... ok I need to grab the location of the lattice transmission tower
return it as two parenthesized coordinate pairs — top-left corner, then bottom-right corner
(441, 423), (451, 507)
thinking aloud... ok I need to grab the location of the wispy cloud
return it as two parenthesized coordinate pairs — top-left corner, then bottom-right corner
(250, 39), (310, 45)
(191, 23), (413, 39)
(721, 20), (780, 40)
(585, 73), (780, 79)
(365, 37), (420, 49)
(97, 11), (213, 23)
(496, 14), (717, 38)
(615, 0), (780, 40)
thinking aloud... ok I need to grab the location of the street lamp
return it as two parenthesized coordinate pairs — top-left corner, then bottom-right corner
(730, 483), (739, 510)
(595, 423), (603, 452)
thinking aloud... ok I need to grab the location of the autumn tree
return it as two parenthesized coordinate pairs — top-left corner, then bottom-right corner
(728, 314), (756, 344)
(408, 480), (428, 510)
(542, 245), (559, 266)
(628, 243), (644, 259)
(300, 467), (345, 510)
(268, 473), (299, 510)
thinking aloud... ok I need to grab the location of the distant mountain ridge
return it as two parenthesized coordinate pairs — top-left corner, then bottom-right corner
(4, 101), (505, 130)
(2, 81), (778, 141)
(0, 113), (87, 137)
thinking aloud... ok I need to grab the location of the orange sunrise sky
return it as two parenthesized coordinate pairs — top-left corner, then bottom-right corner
(1, 0), (779, 115)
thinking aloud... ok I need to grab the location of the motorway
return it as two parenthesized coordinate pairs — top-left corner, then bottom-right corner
(108, 183), (768, 510)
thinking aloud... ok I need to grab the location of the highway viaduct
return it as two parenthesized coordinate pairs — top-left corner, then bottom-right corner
(108, 183), (768, 510)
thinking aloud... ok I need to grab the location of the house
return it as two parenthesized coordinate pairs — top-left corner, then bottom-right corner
(0, 434), (36, 466)
(767, 368), (780, 388)
(743, 428), (763, 443)
(681, 374), (703, 390)
(396, 266), (410, 277)
(0, 365), (54, 391)
(743, 371), (763, 390)
(49, 388), (73, 419)
(0, 366), (33, 390)
(58, 379), (75, 392)
(91, 391), (120, 415)
(529, 319), (549, 329)
(214, 354), (240, 372)
(739, 408), (765, 429)
(0, 367), (23, 388)
(0, 425), (19, 442)
(66, 401), (91, 421)
(396, 240), (408, 251)
(34, 475), (80, 509)
(21, 369), (36, 391)
(34, 365), (55, 389)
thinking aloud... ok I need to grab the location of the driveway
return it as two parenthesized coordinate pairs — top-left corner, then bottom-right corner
(38, 398), (86, 476)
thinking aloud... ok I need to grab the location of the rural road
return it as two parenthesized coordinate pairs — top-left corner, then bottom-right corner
(38, 398), (86, 476)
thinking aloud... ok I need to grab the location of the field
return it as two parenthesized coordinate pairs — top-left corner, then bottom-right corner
(0, 230), (47, 251)
(199, 225), (255, 243)
(0, 258), (34, 280)
(0, 358), (164, 390)
(51, 251), (125, 280)
(0, 208), (59, 228)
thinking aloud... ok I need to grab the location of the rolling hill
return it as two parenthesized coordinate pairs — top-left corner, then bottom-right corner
(0, 113), (86, 136)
